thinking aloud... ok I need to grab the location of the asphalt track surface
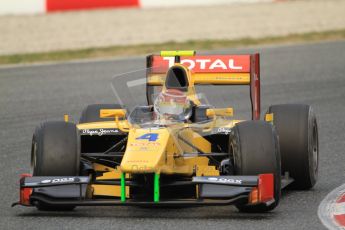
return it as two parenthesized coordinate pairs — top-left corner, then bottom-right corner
(1, 41), (345, 230)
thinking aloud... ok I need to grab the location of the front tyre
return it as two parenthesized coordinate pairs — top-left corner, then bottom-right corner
(231, 121), (281, 212)
(31, 121), (80, 211)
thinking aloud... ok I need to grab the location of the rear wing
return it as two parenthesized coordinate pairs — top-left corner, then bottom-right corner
(146, 53), (261, 120)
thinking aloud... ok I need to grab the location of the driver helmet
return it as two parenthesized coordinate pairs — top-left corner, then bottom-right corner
(154, 89), (192, 122)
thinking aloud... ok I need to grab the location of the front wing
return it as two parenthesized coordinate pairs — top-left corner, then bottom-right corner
(12, 173), (287, 208)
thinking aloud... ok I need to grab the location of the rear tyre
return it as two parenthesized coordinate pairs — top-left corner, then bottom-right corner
(268, 104), (318, 189)
(79, 104), (123, 123)
(31, 121), (80, 211)
(231, 121), (281, 213)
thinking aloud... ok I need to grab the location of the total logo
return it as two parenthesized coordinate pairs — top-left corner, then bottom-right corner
(208, 177), (242, 184)
(163, 57), (244, 71)
(41, 178), (75, 184)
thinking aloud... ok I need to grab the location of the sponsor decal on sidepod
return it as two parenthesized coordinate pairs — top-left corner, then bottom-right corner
(217, 127), (232, 135)
(82, 129), (119, 136)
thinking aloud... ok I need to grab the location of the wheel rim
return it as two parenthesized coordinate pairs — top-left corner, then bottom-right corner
(312, 119), (318, 175)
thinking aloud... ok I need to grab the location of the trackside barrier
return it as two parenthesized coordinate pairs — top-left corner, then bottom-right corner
(0, 0), (277, 15)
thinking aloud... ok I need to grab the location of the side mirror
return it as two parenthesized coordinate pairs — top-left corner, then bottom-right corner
(100, 109), (129, 132)
(100, 109), (127, 119)
(206, 108), (233, 117)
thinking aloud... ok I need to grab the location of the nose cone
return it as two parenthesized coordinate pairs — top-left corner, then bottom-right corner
(120, 128), (170, 173)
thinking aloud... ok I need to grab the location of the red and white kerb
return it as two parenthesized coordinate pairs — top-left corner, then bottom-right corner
(333, 193), (345, 227)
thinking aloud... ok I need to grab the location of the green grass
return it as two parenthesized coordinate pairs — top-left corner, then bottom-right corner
(1, 29), (345, 65)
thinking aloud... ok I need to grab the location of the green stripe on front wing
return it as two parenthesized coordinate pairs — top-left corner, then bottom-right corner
(120, 173), (126, 202)
(154, 173), (160, 202)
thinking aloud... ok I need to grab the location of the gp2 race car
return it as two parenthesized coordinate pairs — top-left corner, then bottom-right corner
(13, 50), (319, 212)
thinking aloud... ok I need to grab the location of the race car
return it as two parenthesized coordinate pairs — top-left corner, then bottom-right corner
(13, 50), (319, 212)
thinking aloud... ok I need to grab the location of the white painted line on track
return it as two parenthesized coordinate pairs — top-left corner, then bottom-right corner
(318, 183), (345, 230)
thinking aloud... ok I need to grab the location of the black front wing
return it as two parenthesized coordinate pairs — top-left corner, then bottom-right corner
(13, 174), (289, 208)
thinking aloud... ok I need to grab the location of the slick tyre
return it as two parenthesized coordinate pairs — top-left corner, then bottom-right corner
(31, 121), (80, 211)
(79, 104), (123, 123)
(268, 104), (318, 190)
(231, 121), (281, 213)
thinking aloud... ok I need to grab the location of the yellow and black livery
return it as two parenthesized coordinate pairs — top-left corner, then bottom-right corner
(14, 50), (319, 213)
